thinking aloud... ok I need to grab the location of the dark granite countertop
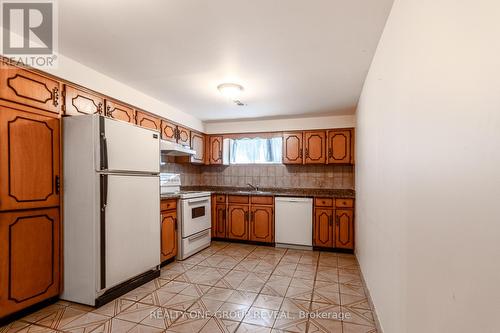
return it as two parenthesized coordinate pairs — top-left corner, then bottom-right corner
(180, 186), (355, 199)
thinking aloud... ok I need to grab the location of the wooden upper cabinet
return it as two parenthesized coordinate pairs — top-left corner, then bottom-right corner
(177, 126), (190, 146)
(135, 110), (161, 132)
(105, 100), (135, 123)
(63, 85), (103, 116)
(0, 62), (61, 115)
(249, 206), (273, 243)
(0, 208), (61, 318)
(209, 136), (223, 165)
(304, 131), (326, 164)
(190, 132), (205, 164)
(335, 209), (354, 249)
(161, 120), (177, 142)
(160, 209), (177, 262)
(327, 129), (352, 164)
(0, 107), (60, 211)
(214, 204), (227, 238)
(314, 208), (334, 247)
(227, 205), (249, 240)
(283, 132), (303, 164)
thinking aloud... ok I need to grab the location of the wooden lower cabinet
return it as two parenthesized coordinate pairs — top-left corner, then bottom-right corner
(335, 209), (354, 249)
(213, 195), (274, 244)
(160, 201), (177, 262)
(214, 204), (227, 238)
(249, 206), (273, 243)
(0, 208), (61, 318)
(227, 205), (249, 240)
(314, 208), (334, 247)
(314, 198), (355, 250)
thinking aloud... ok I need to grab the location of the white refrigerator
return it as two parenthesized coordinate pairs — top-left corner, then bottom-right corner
(62, 115), (161, 306)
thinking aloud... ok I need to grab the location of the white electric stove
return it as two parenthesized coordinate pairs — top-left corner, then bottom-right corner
(160, 174), (211, 260)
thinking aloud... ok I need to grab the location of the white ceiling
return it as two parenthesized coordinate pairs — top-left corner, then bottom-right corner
(59, 0), (393, 122)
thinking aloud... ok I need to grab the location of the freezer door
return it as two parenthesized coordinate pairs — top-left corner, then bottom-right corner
(97, 116), (160, 173)
(100, 174), (160, 290)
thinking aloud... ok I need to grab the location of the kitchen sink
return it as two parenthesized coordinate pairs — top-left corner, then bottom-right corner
(235, 190), (273, 195)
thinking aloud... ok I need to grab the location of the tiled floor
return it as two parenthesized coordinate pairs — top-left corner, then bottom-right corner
(1, 242), (377, 333)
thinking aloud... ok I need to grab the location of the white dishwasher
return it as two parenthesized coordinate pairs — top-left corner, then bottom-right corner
(275, 197), (313, 248)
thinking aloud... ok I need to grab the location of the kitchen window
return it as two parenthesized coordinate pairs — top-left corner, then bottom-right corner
(228, 137), (282, 164)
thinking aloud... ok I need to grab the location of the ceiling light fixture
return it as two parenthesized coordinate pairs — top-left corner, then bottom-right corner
(217, 83), (244, 104)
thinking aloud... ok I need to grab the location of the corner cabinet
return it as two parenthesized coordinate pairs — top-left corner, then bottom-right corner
(313, 198), (354, 251)
(190, 132), (206, 164)
(160, 199), (177, 263)
(208, 136), (223, 165)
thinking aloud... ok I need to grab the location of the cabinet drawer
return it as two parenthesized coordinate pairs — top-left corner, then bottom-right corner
(228, 195), (249, 204)
(215, 195), (226, 203)
(161, 199), (177, 211)
(251, 196), (274, 205)
(335, 199), (354, 208)
(315, 197), (333, 207)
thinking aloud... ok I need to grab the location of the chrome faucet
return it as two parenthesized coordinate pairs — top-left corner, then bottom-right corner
(246, 183), (259, 191)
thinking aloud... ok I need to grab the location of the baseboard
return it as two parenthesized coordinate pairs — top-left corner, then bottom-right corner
(357, 257), (384, 333)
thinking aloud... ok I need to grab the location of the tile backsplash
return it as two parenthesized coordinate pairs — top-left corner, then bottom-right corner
(160, 160), (354, 189)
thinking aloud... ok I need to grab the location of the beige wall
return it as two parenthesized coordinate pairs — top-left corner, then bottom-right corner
(46, 53), (204, 131)
(356, 0), (500, 332)
(161, 161), (354, 190)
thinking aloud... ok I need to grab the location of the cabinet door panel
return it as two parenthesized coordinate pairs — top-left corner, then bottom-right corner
(135, 110), (161, 131)
(63, 85), (103, 116)
(215, 204), (226, 238)
(177, 126), (190, 146)
(161, 120), (177, 142)
(335, 209), (354, 249)
(327, 129), (352, 164)
(304, 131), (326, 164)
(105, 100), (135, 123)
(314, 208), (333, 247)
(250, 206), (273, 243)
(282, 132), (303, 164)
(227, 205), (248, 240)
(209, 136), (223, 165)
(161, 210), (177, 262)
(190, 132), (205, 164)
(0, 107), (60, 211)
(0, 62), (61, 115)
(0, 208), (60, 318)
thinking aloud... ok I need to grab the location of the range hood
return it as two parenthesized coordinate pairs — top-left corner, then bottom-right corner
(160, 140), (196, 156)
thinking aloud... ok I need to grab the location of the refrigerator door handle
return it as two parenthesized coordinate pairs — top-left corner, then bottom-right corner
(99, 116), (108, 170)
(100, 135), (108, 170)
(101, 174), (108, 208)
(99, 174), (108, 289)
